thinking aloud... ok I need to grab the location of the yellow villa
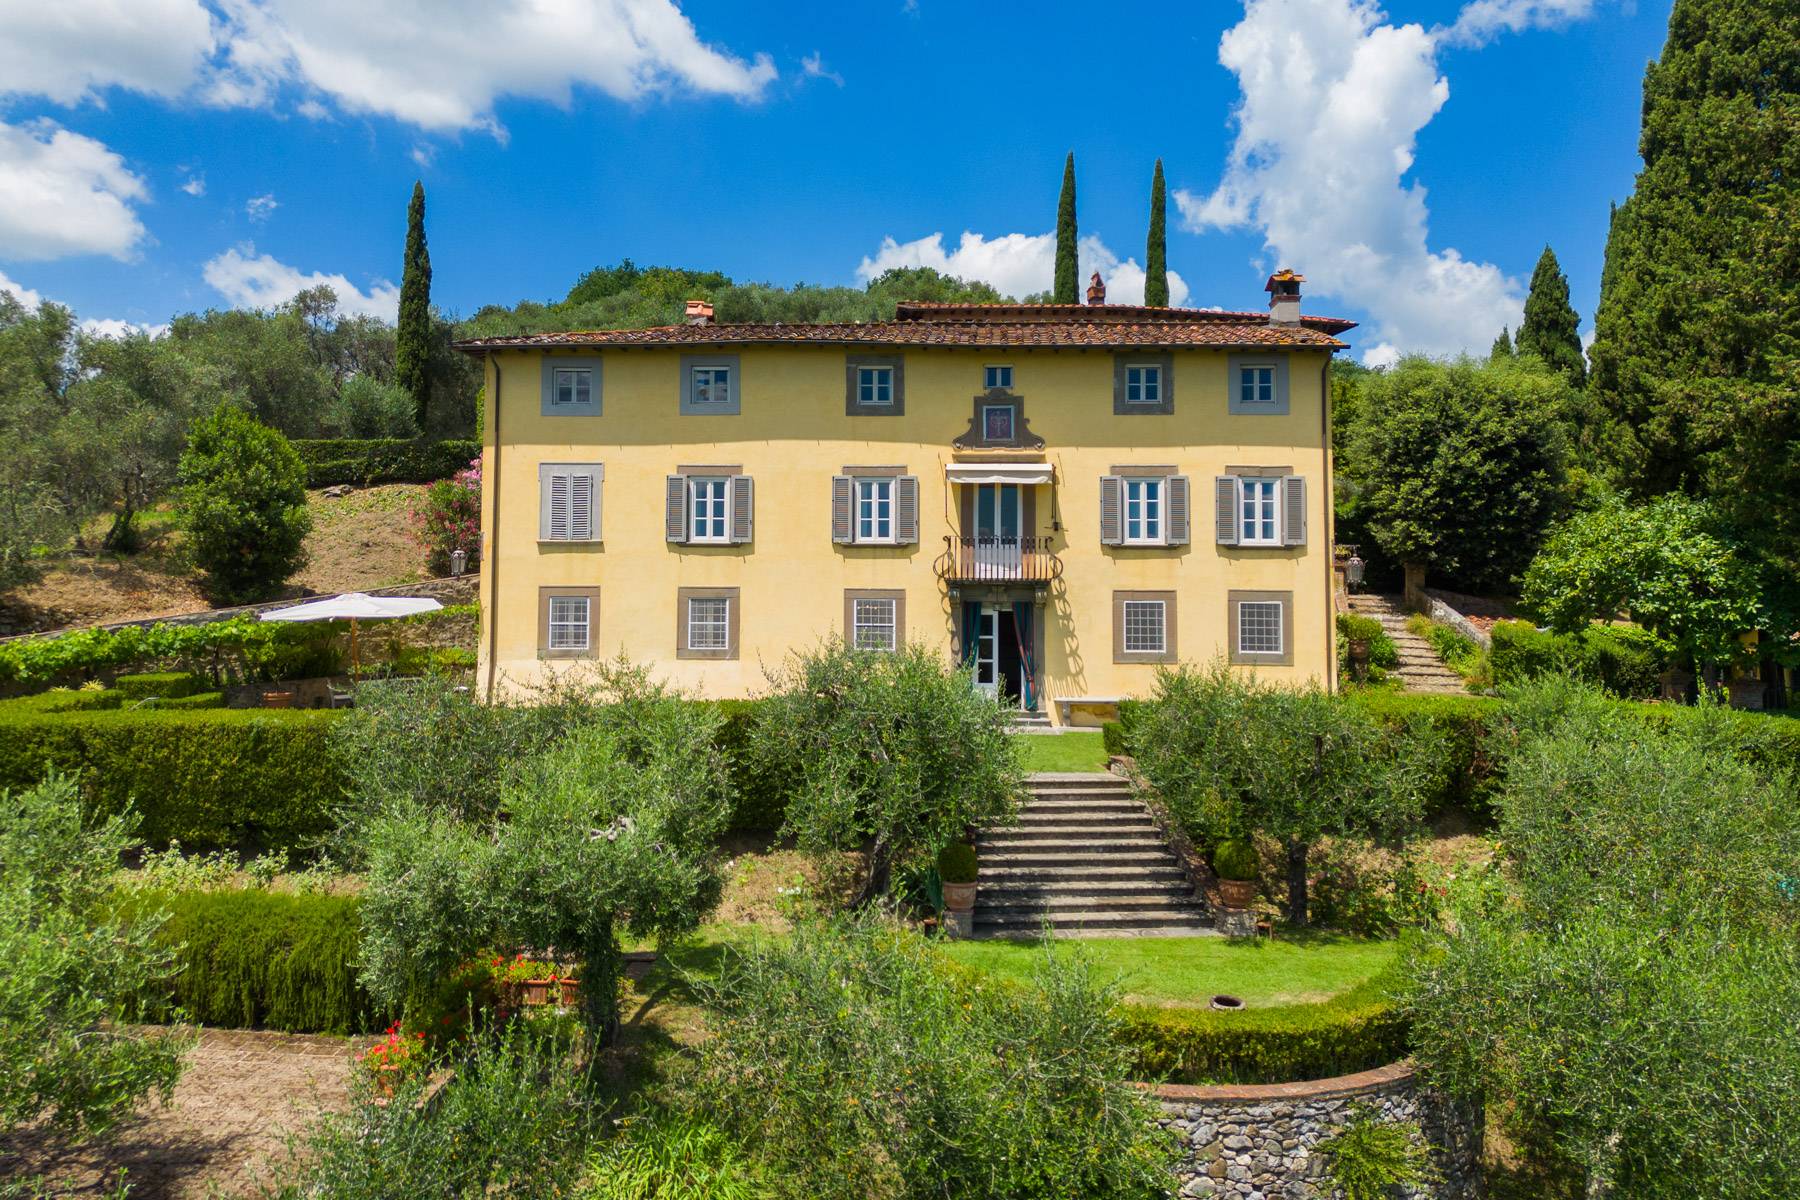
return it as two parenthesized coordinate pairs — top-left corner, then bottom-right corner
(458, 270), (1353, 725)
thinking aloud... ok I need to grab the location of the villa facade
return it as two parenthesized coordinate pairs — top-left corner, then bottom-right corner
(458, 271), (1352, 724)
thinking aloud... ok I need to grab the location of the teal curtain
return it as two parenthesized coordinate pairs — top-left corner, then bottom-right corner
(959, 602), (981, 668)
(1012, 601), (1036, 711)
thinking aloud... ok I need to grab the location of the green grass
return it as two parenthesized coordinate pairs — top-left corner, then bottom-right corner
(1015, 731), (1109, 773)
(937, 932), (1397, 1008)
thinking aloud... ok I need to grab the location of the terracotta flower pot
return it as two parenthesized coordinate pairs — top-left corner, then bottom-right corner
(555, 978), (580, 1009)
(517, 979), (553, 1007)
(1217, 878), (1257, 910)
(370, 1063), (403, 1098)
(942, 880), (977, 912)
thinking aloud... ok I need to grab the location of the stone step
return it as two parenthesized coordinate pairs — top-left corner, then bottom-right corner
(978, 833), (1170, 853)
(976, 877), (1199, 897)
(978, 864), (1192, 884)
(1014, 805), (1149, 823)
(976, 892), (1200, 915)
(982, 822), (1160, 841)
(1025, 773), (1130, 789)
(978, 849), (1179, 869)
(973, 910), (1212, 935)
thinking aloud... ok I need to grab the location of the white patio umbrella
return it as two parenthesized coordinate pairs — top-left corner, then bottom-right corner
(260, 592), (443, 677)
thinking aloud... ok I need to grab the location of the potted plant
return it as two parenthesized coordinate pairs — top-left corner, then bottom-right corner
(1212, 838), (1259, 910)
(937, 841), (978, 932)
(494, 953), (563, 1007)
(358, 1022), (428, 1098)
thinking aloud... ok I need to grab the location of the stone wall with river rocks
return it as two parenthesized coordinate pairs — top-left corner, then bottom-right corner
(1152, 1061), (1480, 1199)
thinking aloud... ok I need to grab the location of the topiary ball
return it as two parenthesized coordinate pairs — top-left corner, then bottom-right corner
(1211, 838), (1259, 882)
(937, 841), (979, 884)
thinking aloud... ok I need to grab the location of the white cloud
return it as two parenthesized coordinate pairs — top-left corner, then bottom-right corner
(856, 230), (1189, 307)
(0, 268), (44, 310)
(1177, 0), (1528, 362)
(1442, 0), (1599, 46)
(206, 0), (777, 133)
(181, 172), (206, 196)
(0, 0), (216, 104)
(245, 192), (279, 222)
(410, 143), (435, 169)
(801, 52), (843, 86)
(80, 317), (171, 339)
(0, 119), (148, 261)
(203, 243), (399, 319)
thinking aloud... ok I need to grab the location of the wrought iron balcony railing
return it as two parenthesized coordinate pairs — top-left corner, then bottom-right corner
(937, 535), (1063, 585)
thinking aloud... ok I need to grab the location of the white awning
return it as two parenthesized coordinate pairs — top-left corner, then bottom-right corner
(945, 462), (1054, 486)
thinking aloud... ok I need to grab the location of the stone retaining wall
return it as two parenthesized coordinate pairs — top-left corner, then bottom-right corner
(1154, 1062), (1480, 1199)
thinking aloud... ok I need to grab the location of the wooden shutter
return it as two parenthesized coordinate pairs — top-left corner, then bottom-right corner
(1215, 477), (1239, 545)
(831, 475), (853, 543)
(1099, 476), (1123, 545)
(568, 473), (592, 541)
(730, 475), (754, 544)
(1282, 475), (1306, 546)
(543, 470), (570, 540)
(665, 475), (687, 543)
(1165, 475), (1190, 546)
(895, 475), (920, 545)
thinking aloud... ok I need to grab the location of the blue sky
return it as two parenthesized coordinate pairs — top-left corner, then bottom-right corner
(0, 0), (1670, 362)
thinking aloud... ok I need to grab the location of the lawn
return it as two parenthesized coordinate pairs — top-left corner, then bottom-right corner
(1016, 730), (1109, 773)
(937, 932), (1397, 1008)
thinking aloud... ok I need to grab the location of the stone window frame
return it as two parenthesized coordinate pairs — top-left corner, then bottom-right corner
(1113, 352), (1174, 415)
(1112, 589), (1177, 664)
(845, 588), (906, 652)
(679, 353), (741, 416)
(677, 586), (740, 660)
(1228, 589), (1295, 667)
(538, 586), (599, 660)
(845, 354), (905, 415)
(1228, 353), (1291, 415)
(540, 356), (602, 417)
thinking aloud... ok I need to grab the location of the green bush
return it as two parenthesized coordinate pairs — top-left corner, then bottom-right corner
(1211, 838), (1258, 882)
(1491, 620), (1667, 699)
(1336, 613), (1400, 683)
(1344, 690), (1502, 815)
(126, 889), (387, 1034)
(292, 438), (482, 488)
(710, 698), (788, 831)
(936, 841), (978, 884)
(115, 671), (200, 700)
(1101, 720), (1127, 757)
(152, 691), (225, 710)
(0, 707), (347, 852)
(1119, 979), (1408, 1085)
(177, 406), (312, 605)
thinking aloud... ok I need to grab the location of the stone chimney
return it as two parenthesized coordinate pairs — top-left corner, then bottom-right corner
(685, 299), (714, 326)
(1086, 270), (1106, 305)
(1265, 269), (1303, 326)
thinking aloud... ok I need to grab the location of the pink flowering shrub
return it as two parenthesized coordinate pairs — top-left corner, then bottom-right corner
(412, 457), (481, 576)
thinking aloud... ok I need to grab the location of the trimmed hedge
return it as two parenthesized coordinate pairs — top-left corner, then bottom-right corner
(710, 698), (790, 832)
(116, 671), (201, 699)
(0, 707), (347, 851)
(1490, 620), (1666, 698)
(126, 889), (388, 1034)
(1119, 978), (1408, 1085)
(1101, 721), (1127, 757)
(293, 438), (481, 488)
(1345, 690), (1502, 814)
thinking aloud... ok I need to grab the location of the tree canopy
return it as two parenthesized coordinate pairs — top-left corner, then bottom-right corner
(1515, 246), (1586, 385)
(395, 181), (434, 430)
(1589, 0), (1800, 565)
(1143, 159), (1168, 307)
(1054, 153), (1078, 304)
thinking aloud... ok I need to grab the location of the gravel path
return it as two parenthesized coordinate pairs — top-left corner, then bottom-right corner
(1, 1028), (364, 1198)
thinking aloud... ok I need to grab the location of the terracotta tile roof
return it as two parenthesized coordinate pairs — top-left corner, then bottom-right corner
(455, 301), (1355, 353)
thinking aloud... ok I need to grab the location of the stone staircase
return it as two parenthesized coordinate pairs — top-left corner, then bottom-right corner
(1346, 594), (1467, 694)
(973, 773), (1212, 938)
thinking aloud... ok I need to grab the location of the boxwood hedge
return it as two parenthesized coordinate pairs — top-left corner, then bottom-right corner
(293, 437), (481, 488)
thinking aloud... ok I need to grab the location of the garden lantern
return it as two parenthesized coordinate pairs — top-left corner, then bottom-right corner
(1346, 551), (1366, 590)
(450, 548), (467, 577)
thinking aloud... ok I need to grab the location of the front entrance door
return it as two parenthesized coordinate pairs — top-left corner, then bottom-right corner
(973, 483), (1022, 579)
(972, 604), (1024, 708)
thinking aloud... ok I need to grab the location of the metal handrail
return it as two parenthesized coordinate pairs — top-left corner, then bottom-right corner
(937, 535), (1063, 583)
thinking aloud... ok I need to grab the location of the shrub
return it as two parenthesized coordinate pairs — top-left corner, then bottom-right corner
(580, 1115), (773, 1200)
(0, 776), (190, 1141)
(686, 915), (1174, 1200)
(0, 707), (346, 852)
(1491, 620), (1667, 698)
(1210, 838), (1258, 882)
(322, 376), (418, 440)
(1319, 1107), (1436, 1200)
(114, 671), (200, 700)
(177, 406), (312, 604)
(0, 612), (350, 688)
(712, 698), (788, 831)
(1119, 978), (1407, 1085)
(1408, 615), (1491, 687)
(290, 437), (482, 488)
(124, 889), (387, 1034)
(411, 456), (480, 575)
(937, 841), (978, 884)
(1101, 720), (1127, 757)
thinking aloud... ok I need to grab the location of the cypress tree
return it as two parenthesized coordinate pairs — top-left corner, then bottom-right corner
(1490, 327), (1515, 362)
(1516, 246), (1586, 385)
(1144, 159), (1169, 307)
(1590, 0), (1800, 561)
(395, 180), (433, 430)
(1053, 153), (1078, 304)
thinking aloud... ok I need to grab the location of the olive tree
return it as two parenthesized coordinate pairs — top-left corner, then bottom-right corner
(0, 776), (190, 1140)
(754, 642), (1023, 906)
(1133, 664), (1441, 926)
(1406, 680), (1800, 1198)
(355, 663), (732, 1035)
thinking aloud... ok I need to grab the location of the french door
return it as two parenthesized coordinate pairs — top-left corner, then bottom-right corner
(972, 483), (1022, 579)
(972, 606), (999, 700)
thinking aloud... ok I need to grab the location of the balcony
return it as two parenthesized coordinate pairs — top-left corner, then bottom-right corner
(938, 535), (1063, 585)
